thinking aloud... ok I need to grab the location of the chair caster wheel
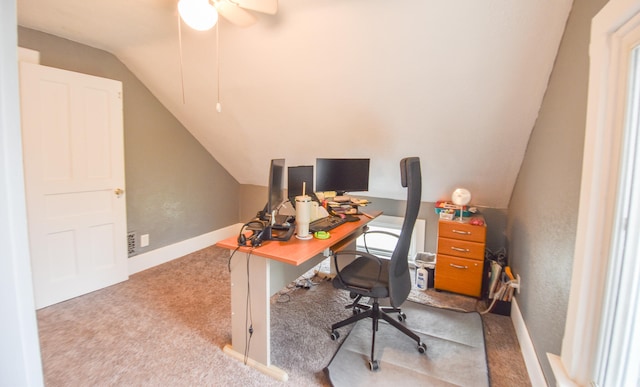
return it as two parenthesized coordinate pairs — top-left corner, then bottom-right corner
(353, 307), (362, 315)
(349, 292), (357, 299)
(418, 342), (427, 353)
(369, 360), (379, 371)
(330, 331), (340, 341)
(398, 312), (407, 322)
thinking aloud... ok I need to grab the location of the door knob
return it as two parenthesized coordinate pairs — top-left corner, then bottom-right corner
(114, 188), (124, 197)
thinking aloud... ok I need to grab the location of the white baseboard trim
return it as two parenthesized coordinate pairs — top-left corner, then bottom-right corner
(548, 353), (579, 387)
(128, 223), (242, 275)
(511, 297), (548, 387)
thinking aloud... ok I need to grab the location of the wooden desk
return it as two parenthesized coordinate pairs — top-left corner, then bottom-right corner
(215, 211), (381, 381)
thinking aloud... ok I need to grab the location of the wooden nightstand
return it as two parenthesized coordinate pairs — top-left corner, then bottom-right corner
(435, 216), (486, 298)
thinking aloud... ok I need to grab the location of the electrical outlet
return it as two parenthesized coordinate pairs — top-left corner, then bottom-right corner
(516, 274), (521, 294)
(141, 234), (149, 247)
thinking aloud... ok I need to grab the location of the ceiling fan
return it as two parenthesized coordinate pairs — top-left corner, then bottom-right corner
(176, 0), (276, 112)
(178, 0), (278, 30)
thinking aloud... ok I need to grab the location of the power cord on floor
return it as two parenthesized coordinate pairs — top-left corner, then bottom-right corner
(478, 280), (517, 315)
(275, 274), (321, 303)
(295, 276), (317, 289)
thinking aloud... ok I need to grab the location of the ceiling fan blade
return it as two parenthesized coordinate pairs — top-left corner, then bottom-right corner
(216, 1), (258, 27)
(230, 0), (278, 15)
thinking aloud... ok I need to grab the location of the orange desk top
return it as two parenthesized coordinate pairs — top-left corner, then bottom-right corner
(216, 211), (382, 266)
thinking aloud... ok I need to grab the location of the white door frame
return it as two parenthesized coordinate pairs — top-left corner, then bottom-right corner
(0, 1), (44, 384)
(552, 0), (640, 385)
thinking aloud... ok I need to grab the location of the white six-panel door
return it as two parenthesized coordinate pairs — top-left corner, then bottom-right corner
(19, 62), (128, 309)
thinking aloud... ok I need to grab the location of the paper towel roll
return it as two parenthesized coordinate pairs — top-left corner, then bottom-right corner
(295, 195), (312, 240)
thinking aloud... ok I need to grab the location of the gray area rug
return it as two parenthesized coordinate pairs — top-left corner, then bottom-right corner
(325, 301), (489, 386)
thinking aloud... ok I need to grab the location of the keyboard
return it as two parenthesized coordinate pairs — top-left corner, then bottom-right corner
(309, 216), (347, 233)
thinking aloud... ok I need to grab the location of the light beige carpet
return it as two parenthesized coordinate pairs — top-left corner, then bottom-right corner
(36, 246), (529, 386)
(325, 301), (488, 386)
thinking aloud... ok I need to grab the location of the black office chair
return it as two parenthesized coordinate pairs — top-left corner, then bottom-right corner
(329, 157), (427, 371)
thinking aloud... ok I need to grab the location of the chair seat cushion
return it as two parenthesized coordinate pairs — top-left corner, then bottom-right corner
(333, 256), (390, 299)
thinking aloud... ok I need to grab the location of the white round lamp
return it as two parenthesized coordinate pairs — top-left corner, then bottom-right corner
(451, 188), (471, 222)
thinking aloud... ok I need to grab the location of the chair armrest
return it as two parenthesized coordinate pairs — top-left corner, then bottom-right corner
(332, 249), (385, 285)
(360, 230), (400, 254)
(363, 230), (400, 239)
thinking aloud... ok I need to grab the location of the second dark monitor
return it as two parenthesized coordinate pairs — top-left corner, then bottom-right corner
(315, 158), (370, 196)
(287, 165), (314, 202)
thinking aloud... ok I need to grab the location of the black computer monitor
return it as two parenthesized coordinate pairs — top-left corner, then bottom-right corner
(315, 158), (370, 196)
(261, 158), (285, 220)
(261, 158), (294, 241)
(287, 165), (314, 201)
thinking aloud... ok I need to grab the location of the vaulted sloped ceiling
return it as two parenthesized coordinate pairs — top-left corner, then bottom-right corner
(17, 0), (573, 207)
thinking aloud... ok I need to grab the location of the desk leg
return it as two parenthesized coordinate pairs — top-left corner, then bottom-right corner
(223, 251), (288, 381)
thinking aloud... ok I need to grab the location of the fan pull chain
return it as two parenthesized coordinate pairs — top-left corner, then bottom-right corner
(216, 21), (222, 113)
(178, 11), (186, 104)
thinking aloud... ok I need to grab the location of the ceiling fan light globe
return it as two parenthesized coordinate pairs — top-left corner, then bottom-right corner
(178, 0), (218, 31)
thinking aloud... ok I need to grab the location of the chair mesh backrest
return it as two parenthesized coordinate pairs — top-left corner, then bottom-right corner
(388, 157), (422, 307)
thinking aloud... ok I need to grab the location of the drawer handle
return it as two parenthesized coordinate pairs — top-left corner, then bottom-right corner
(449, 263), (468, 270)
(452, 229), (471, 235)
(451, 246), (470, 253)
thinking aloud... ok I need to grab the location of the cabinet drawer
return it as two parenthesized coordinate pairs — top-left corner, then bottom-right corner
(438, 220), (486, 243)
(435, 254), (483, 298)
(437, 237), (485, 260)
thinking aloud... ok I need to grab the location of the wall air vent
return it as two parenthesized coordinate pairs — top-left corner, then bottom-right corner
(127, 231), (136, 257)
